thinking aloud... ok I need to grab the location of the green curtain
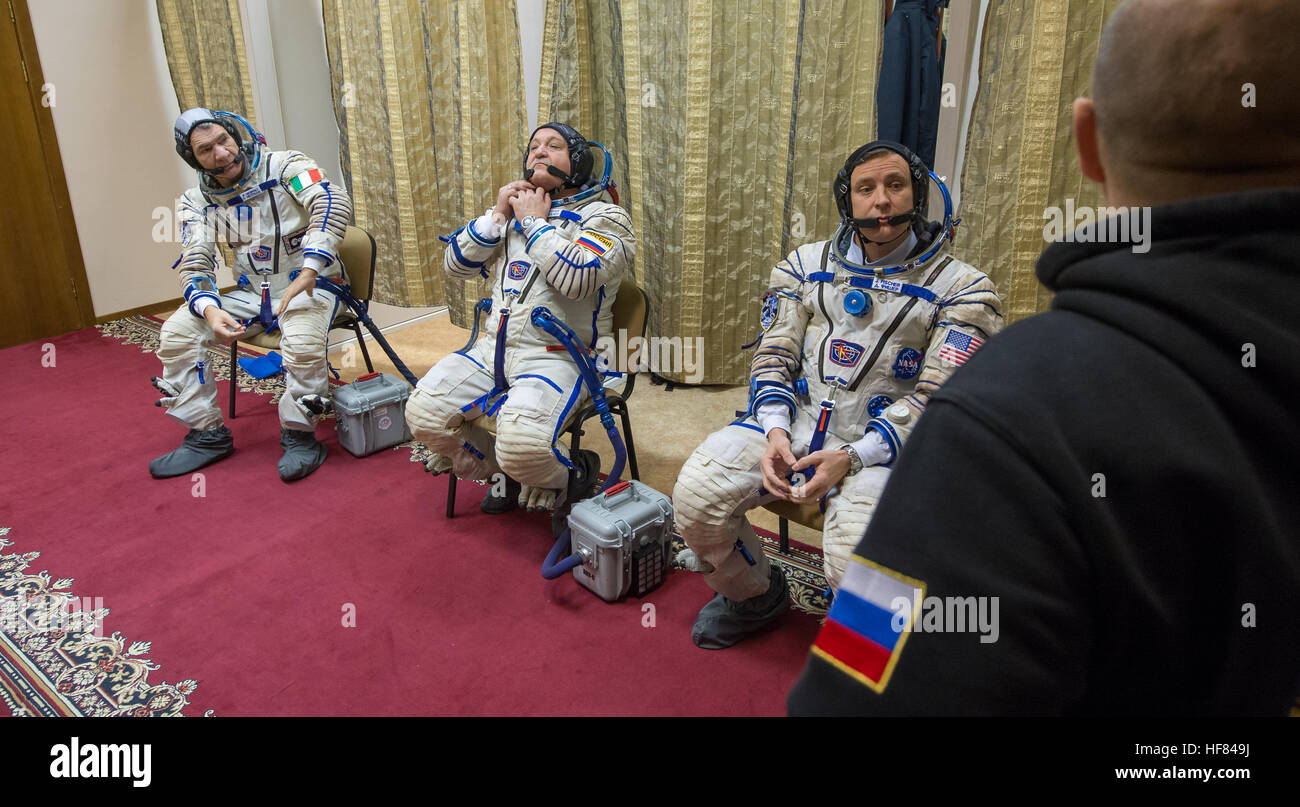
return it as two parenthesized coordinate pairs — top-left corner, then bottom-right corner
(956, 0), (1122, 324)
(323, 0), (528, 321)
(539, 0), (883, 384)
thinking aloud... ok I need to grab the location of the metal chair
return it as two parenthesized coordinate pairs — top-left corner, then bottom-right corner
(227, 226), (377, 418)
(444, 279), (649, 517)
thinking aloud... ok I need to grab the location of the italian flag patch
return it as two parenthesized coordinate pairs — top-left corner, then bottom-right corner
(289, 169), (323, 193)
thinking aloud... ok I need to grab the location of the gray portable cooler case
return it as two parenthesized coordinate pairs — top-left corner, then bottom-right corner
(566, 479), (674, 601)
(332, 371), (413, 457)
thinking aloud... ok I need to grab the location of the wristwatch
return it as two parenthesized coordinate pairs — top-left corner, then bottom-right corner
(521, 215), (540, 230)
(839, 444), (863, 476)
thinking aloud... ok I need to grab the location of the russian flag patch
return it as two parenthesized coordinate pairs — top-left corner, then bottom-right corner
(810, 555), (925, 693)
(289, 168), (323, 193)
(575, 230), (614, 256)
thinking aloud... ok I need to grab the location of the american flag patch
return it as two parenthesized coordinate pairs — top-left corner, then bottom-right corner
(936, 329), (983, 366)
(575, 230), (614, 256)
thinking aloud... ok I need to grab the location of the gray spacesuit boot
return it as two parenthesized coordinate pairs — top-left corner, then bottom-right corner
(481, 475), (523, 514)
(278, 428), (327, 481)
(691, 564), (790, 650)
(149, 427), (235, 478)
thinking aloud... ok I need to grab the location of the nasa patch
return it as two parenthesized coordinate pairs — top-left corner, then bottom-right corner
(868, 395), (895, 418)
(829, 339), (865, 367)
(892, 347), (923, 379)
(251, 246), (272, 262)
(508, 260), (530, 280)
(759, 291), (780, 332)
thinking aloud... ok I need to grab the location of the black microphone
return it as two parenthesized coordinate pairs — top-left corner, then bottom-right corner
(849, 211), (915, 229)
(204, 150), (245, 182)
(524, 162), (574, 186)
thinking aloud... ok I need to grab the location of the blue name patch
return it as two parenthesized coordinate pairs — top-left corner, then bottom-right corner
(829, 339), (865, 367)
(892, 347), (923, 379)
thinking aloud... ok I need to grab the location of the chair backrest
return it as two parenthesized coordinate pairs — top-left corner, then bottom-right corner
(338, 226), (377, 302)
(610, 278), (648, 341)
(607, 278), (649, 399)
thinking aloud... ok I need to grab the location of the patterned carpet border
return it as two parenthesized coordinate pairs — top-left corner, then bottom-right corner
(0, 528), (212, 717)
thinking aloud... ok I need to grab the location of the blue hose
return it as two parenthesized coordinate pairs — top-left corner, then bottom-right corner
(531, 306), (630, 579)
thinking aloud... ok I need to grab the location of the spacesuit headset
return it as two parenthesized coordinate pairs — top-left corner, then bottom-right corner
(522, 122), (594, 190)
(173, 107), (265, 181)
(833, 139), (929, 245)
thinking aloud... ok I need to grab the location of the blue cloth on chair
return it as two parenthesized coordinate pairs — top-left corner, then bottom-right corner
(238, 350), (283, 379)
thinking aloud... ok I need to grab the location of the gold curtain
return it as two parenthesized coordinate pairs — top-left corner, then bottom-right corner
(539, 0), (881, 384)
(323, 0), (527, 319)
(156, 0), (257, 119)
(956, 0), (1121, 324)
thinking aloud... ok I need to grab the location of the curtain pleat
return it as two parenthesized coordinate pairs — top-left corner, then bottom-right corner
(323, 0), (527, 320)
(156, 0), (257, 117)
(539, 0), (881, 384)
(957, 0), (1121, 324)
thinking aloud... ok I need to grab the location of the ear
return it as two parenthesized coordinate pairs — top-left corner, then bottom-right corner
(1073, 97), (1106, 185)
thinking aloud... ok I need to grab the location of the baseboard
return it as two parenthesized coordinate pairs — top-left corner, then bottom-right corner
(95, 285), (240, 324)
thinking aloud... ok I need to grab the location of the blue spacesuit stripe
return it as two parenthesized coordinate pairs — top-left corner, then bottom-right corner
(448, 236), (484, 269)
(526, 224), (554, 251)
(868, 419), (900, 462)
(453, 349), (486, 370)
(466, 218), (498, 247)
(548, 378), (585, 469)
(728, 420), (765, 434)
(589, 285), (605, 348)
(515, 374), (563, 394)
(808, 271), (836, 283)
(319, 184), (333, 231)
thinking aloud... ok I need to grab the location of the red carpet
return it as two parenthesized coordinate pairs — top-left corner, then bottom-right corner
(0, 322), (823, 716)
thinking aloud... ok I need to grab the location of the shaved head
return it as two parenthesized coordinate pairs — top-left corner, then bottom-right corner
(1083, 0), (1300, 204)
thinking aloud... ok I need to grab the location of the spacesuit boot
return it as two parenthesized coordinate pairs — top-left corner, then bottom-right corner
(149, 426), (235, 478)
(549, 449), (601, 538)
(691, 563), (790, 650)
(278, 428), (327, 481)
(480, 475), (523, 514)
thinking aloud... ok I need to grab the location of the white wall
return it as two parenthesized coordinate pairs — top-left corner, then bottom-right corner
(242, 0), (343, 185)
(28, 0), (194, 318)
(519, 0), (546, 130)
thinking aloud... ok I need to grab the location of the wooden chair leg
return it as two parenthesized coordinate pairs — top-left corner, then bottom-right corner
(446, 473), (457, 518)
(779, 517), (790, 554)
(228, 342), (238, 419)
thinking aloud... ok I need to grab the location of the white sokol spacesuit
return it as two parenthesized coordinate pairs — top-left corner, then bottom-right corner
(674, 142), (1003, 637)
(153, 109), (352, 479)
(405, 137), (635, 501)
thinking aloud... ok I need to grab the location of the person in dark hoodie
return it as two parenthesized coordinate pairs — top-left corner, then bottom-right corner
(788, 0), (1300, 716)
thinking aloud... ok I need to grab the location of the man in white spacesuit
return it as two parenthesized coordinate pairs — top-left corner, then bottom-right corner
(674, 141), (1003, 648)
(149, 108), (353, 481)
(406, 123), (635, 514)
